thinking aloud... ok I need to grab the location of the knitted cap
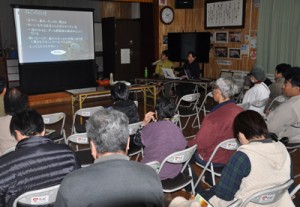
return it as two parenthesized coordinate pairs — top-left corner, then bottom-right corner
(250, 65), (266, 81)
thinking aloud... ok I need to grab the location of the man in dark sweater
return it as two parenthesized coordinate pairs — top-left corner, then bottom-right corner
(55, 109), (163, 207)
(0, 109), (80, 207)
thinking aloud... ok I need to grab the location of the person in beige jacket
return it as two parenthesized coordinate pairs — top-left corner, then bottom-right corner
(0, 87), (28, 155)
(199, 110), (294, 207)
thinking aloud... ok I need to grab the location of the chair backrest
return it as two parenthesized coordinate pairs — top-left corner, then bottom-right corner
(67, 133), (89, 151)
(12, 184), (60, 207)
(176, 93), (201, 111)
(198, 91), (213, 115)
(145, 161), (161, 173)
(42, 112), (66, 135)
(72, 106), (104, 134)
(266, 95), (287, 112)
(128, 121), (142, 136)
(158, 144), (197, 174)
(195, 138), (239, 187)
(3, 146), (16, 155)
(240, 179), (293, 207)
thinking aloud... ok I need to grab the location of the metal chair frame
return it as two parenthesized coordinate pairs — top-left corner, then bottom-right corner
(195, 138), (239, 187)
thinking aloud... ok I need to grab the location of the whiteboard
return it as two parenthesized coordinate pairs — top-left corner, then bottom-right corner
(94, 22), (103, 52)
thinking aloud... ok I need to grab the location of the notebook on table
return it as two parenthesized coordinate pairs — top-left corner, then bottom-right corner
(162, 68), (181, 80)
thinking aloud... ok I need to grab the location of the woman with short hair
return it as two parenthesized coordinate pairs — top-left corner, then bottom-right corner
(203, 110), (293, 207)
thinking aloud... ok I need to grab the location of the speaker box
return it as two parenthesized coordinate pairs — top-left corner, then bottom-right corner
(175, 0), (194, 9)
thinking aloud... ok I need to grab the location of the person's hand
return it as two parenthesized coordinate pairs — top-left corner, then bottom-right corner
(0, 88), (6, 97)
(142, 111), (156, 126)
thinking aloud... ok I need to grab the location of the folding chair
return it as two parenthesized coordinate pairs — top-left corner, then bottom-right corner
(71, 106), (104, 134)
(67, 133), (89, 151)
(198, 91), (213, 117)
(235, 179), (293, 207)
(265, 95), (287, 113)
(145, 161), (161, 173)
(12, 184), (60, 207)
(175, 93), (201, 131)
(75, 149), (94, 167)
(128, 121), (143, 161)
(159, 144), (198, 195)
(42, 112), (66, 144)
(195, 138), (239, 187)
(3, 146), (16, 155)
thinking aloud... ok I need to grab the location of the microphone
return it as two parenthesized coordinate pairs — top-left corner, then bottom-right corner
(151, 59), (161, 66)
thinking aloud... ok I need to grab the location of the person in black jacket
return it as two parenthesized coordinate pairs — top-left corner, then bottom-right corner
(111, 82), (139, 124)
(0, 109), (80, 207)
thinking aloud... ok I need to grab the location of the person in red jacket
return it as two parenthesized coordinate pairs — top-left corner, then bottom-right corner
(189, 77), (243, 187)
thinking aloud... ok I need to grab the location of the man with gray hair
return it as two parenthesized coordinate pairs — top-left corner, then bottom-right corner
(189, 77), (243, 187)
(55, 109), (164, 207)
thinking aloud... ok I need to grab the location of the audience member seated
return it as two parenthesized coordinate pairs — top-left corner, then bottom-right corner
(176, 51), (201, 97)
(111, 82), (139, 124)
(0, 76), (6, 117)
(267, 70), (300, 143)
(136, 97), (187, 180)
(55, 109), (163, 207)
(268, 63), (291, 100)
(111, 82), (140, 154)
(200, 110), (293, 207)
(154, 50), (175, 98)
(0, 87), (27, 155)
(242, 65), (270, 114)
(0, 109), (80, 206)
(189, 77), (243, 186)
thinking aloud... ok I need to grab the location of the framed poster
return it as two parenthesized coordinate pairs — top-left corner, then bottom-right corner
(205, 0), (246, 29)
(228, 48), (241, 59)
(215, 32), (228, 43)
(215, 47), (228, 58)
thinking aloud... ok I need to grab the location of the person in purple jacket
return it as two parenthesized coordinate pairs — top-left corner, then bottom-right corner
(138, 97), (187, 180)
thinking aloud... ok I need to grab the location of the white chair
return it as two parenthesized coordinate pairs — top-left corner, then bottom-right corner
(195, 138), (239, 187)
(145, 161), (160, 173)
(175, 93), (201, 132)
(42, 112), (66, 144)
(128, 121), (143, 161)
(198, 91), (213, 117)
(12, 184), (60, 207)
(265, 95), (287, 112)
(3, 146), (16, 155)
(128, 121), (143, 159)
(67, 133), (89, 151)
(235, 179), (293, 207)
(159, 144), (198, 195)
(71, 106), (104, 134)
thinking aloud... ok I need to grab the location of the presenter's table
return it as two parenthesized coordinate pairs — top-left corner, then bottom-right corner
(135, 77), (213, 96)
(66, 84), (156, 115)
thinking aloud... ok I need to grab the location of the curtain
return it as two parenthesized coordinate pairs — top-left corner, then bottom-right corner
(256, 0), (300, 73)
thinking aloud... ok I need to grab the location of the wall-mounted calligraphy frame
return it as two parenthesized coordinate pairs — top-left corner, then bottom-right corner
(205, 0), (246, 29)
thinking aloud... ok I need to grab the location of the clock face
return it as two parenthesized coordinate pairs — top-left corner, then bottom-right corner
(160, 7), (174, 25)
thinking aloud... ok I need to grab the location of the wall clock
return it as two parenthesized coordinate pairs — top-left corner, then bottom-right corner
(160, 6), (174, 25)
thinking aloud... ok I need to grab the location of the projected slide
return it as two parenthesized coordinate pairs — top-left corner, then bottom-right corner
(14, 8), (94, 63)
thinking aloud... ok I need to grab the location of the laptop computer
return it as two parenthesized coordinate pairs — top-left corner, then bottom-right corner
(162, 68), (181, 80)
